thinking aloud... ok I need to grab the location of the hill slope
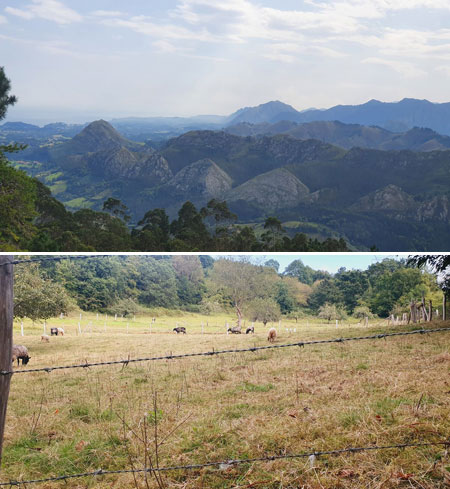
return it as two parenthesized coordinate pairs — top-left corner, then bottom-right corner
(225, 120), (450, 151)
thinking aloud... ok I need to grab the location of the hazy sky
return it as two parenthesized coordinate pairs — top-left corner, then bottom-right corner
(2, 0), (450, 123)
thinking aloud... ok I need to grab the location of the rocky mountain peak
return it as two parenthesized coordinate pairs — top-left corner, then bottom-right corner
(70, 119), (132, 153)
(350, 184), (415, 212)
(226, 168), (310, 211)
(169, 158), (232, 198)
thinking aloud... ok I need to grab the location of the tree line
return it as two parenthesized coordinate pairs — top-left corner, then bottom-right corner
(1, 157), (350, 252)
(13, 256), (446, 325)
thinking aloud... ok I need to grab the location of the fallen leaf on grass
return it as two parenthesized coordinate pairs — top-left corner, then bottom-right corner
(338, 469), (357, 478)
(75, 440), (88, 452)
(393, 471), (414, 480)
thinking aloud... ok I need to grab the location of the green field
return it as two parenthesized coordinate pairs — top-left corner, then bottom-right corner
(3, 312), (450, 488)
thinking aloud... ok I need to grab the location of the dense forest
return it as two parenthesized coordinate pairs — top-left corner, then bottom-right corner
(0, 158), (349, 252)
(14, 255), (446, 324)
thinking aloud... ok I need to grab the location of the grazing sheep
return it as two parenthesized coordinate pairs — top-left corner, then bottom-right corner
(227, 326), (241, 334)
(246, 325), (254, 334)
(173, 327), (186, 334)
(11, 345), (30, 366)
(57, 327), (64, 336)
(41, 334), (50, 342)
(50, 327), (58, 336)
(267, 328), (277, 343)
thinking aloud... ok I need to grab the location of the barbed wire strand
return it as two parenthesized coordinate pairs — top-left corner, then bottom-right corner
(2, 327), (449, 376)
(1, 440), (448, 486)
(0, 255), (113, 267)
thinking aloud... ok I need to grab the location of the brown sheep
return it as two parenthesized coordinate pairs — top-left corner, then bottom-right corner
(11, 345), (30, 366)
(267, 328), (277, 343)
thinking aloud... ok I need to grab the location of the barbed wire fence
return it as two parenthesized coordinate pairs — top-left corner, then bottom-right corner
(1, 441), (448, 487)
(1, 255), (449, 486)
(1, 327), (450, 376)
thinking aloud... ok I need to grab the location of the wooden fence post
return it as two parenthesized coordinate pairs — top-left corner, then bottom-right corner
(443, 292), (447, 321)
(0, 255), (14, 467)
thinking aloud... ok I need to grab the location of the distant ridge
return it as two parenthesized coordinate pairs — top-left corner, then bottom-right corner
(228, 101), (299, 125)
(6, 97), (450, 138)
(225, 120), (450, 151)
(222, 98), (450, 136)
(291, 98), (450, 136)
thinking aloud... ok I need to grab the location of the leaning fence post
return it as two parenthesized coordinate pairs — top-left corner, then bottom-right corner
(0, 255), (14, 467)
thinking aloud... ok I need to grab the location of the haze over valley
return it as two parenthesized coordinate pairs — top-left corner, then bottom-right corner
(2, 0), (450, 251)
(4, 97), (450, 251)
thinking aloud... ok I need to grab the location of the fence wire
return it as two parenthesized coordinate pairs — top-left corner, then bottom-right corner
(0, 255), (113, 267)
(1, 440), (448, 487)
(2, 327), (449, 376)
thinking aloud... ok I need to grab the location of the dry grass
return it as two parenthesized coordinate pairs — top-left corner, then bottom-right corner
(2, 313), (449, 488)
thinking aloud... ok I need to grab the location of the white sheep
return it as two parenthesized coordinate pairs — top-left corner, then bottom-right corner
(41, 334), (50, 342)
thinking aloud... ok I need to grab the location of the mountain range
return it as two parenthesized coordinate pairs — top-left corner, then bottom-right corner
(10, 116), (450, 251)
(225, 121), (450, 152)
(5, 97), (450, 140)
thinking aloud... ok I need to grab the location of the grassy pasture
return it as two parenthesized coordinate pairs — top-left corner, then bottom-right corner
(3, 313), (450, 488)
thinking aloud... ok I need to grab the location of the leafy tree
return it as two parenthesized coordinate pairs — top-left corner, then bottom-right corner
(209, 258), (278, 329)
(244, 297), (281, 325)
(71, 209), (132, 251)
(133, 208), (170, 251)
(264, 259), (280, 272)
(0, 156), (37, 250)
(334, 269), (369, 313)
(201, 199), (237, 249)
(367, 267), (426, 317)
(275, 281), (295, 314)
(261, 216), (285, 251)
(54, 257), (131, 310)
(0, 67), (16, 122)
(170, 201), (210, 250)
(230, 226), (260, 251)
(107, 297), (140, 318)
(102, 198), (130, 223)
(134, 257), (179, 308)
(353, 305), (374, 319)
(14, 263), (74, 321)
(407, 255), (450, 293)
(199, 255), (214, 270)
(318, 302), (347, 322)
(307, 277), (344, 311)
(366, 259), (405, 285)
(283, 259), (319, 285)
(281, 276), (312, 307)
(172, 256), (205, 305)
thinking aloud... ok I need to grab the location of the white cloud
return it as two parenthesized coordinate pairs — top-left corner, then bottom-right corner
(5, 0), (82, 24)
(90, 10), (127, 18)
(4, 7), (33, 19)
(93, 0), (450, 73)
(101, 15), (217, 43)
(0, 33), (97, 60)
(435, 65), (450, 77)
(0, 14), (7, 23)
(362, 57), (426, 78)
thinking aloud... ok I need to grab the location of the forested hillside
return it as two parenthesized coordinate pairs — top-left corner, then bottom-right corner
(15, 255), (445, 324)
(8, 121), (450, 250)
